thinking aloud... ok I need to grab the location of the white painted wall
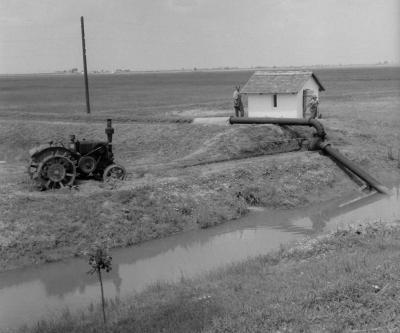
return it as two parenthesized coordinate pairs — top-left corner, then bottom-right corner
(245, 77), (321, 119)
(247, 93), (298, 118)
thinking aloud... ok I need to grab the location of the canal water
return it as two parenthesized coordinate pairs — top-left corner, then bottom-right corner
(0, 188), (399, 330)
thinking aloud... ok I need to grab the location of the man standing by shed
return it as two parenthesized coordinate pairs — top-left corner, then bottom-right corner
(233, 86), (244, 117)
(308, 96), (319, 119)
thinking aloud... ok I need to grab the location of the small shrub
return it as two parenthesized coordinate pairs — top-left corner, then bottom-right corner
(87, 243), (112, 326)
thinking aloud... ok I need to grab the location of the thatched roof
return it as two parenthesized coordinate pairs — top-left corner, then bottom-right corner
(241, 71), (325, 94)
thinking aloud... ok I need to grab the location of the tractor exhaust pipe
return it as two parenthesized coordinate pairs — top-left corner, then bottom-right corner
(229, 116), (389, 195)
(105, 119), (114, 144)
(105, 118), (114, 158)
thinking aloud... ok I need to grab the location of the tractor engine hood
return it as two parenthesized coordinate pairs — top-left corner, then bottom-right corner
(77, 140), (108, 155)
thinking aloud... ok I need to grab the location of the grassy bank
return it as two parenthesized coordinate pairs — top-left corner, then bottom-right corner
(0, 148), (351, 271)
(1, 118), (350, 271)
(16, 222), (400, 333)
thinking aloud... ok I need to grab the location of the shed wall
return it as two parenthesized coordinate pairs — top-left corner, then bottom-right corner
(247, 93), (298, 118)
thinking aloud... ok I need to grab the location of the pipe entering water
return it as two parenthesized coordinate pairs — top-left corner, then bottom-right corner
(229, 116), (390, 194)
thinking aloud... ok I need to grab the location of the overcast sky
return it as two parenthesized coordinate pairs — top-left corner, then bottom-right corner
(0, 0), (399, 74)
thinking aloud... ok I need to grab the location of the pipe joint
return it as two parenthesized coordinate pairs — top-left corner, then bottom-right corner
(308, 137), (323, 151)
(318, 141), (331, 150)
(308, 119), (326, 139)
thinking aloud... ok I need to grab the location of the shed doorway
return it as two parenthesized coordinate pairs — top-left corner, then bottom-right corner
(302, 89), (316, 118)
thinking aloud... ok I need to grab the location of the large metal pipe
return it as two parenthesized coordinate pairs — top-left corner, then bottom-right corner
(229, 116), (389, 194)
(318, 142), (390, 195)
(229, 116), (326, 139)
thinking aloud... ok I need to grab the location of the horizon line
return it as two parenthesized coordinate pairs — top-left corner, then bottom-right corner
(1, 62), (399, 76)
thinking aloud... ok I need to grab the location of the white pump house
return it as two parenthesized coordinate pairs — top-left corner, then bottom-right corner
(241, 71), (325, 119)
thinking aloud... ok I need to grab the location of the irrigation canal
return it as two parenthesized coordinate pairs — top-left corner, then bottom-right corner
(0, 187), (399, 330)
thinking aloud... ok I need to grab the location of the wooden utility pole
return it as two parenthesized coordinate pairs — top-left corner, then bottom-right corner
(81, 16), (91, 114)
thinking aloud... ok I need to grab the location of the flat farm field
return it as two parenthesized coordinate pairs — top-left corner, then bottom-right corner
(0, 66), (399, 271)
(0, 70), (252, 121)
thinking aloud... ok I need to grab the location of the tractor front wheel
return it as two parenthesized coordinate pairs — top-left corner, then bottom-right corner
(103, 164), (126, 181)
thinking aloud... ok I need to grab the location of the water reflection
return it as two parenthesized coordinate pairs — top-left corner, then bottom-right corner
(0, 188), (399, 330)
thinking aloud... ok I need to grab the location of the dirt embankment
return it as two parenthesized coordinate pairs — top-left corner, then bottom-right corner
(0, 117), (365, 272)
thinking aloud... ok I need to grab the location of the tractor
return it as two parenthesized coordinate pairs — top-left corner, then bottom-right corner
(28, 119), (126, 190)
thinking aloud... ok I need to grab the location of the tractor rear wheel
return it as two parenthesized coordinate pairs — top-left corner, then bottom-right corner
(103, 164), (126, 181)
(37, 154), (76, 190)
